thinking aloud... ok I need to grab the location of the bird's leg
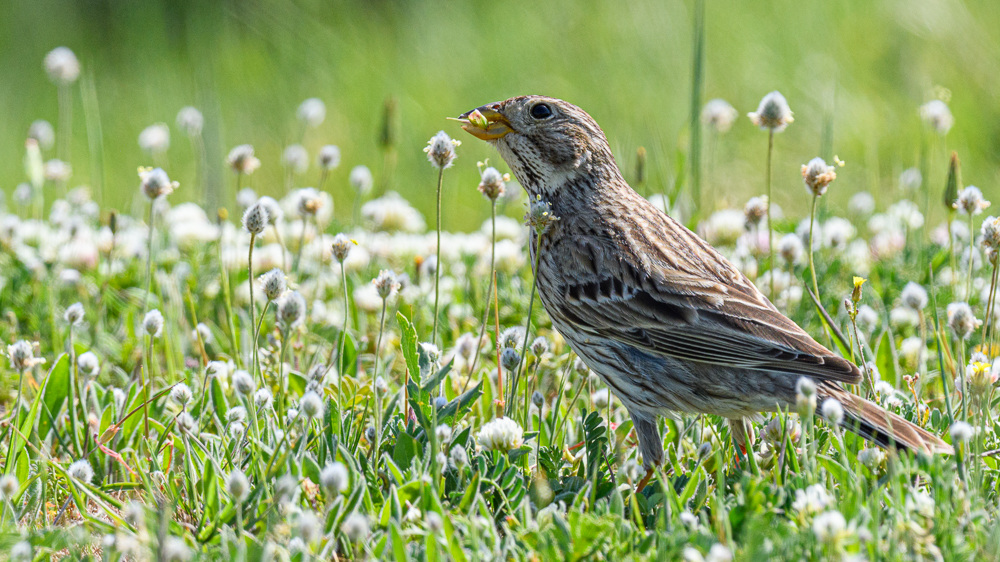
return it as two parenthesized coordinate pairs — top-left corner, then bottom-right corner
(728, 417), (756, 471)
(635, 466), (655, 493)
(630, 411), (664, 493)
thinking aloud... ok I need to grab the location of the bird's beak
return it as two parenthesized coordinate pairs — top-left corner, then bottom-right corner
(452, 105), (514, 141)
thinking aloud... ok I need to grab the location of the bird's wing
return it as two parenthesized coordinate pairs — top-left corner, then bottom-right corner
(546, 228), (861, 385)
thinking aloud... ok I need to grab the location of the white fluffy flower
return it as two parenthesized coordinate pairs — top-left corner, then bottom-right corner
(477, 417), (524, 452)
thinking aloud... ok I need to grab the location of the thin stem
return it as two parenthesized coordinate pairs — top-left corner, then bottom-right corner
(432, 167), (444, 344)
(807, 194), (821, 302)
(509, 230), (541, 421)
(248, 233), (259, 384)
(373, 300), (388, 459)
(765, 129), (775, 302)
(336, 262), (350, 440)
(144, 201), (156, 313)
(143, 337), (152, 441)
(966, 213), (974, 299)
(294, 217), (308, 273)
(67, 331), (82, 457)
(465, 202), (497, 392)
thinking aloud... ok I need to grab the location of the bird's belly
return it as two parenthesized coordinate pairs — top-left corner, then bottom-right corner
(549, 315), (785, 419)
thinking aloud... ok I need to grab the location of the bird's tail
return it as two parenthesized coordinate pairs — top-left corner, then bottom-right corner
(820, 386), (953, 455)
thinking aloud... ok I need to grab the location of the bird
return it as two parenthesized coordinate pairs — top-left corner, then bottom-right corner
(456, 95), (952, 485)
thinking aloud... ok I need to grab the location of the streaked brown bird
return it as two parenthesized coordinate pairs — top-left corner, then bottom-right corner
(457, 95), (952, 483)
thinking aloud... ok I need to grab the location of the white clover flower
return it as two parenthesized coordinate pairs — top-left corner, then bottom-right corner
(44, 47), (80, 84)
(0, 475), (19, 501)
(350, 165), (374, 194)
(242, 201), (269, 235)
(297, 98), (326, 128)
(259, 268), (287, 301)
(450, 446), (469, 469)
(705, 544), (733, 562)
(372, 269), (400, 300)
(848, 192), (876, 216)
(477, 417), (524, 452)
(44, 159), (72, 182)
(950, 421), (973, 444)
(170, 383), (193, 407)
(821, 398), (844, 426)
(920, 100), (953, 135)
(947, 302), (981, 339)
(232, 370), (255, 396)
(226, 406), (247, 424)
(955, 185), (990, 216)
(143, 309), (164, 338)
(478, 166), (508, 201)
(176, 106), (203, 136)
(592, 388), (611, 409)
(899, 168), (922, 191)
(424, 130), (460, 169)
(318, 145), (341, 170)
(77, 351), (100, 377)
(283, 144), (309, 174)
(138, 123), (170, 155)
(227, 144), (261, 175)
(342, 512), (370, 543)
(525, 195), (560, 236)
(748, 91), (793, 132)
(777, 233), (804, 265)
(175, 411), (196, 434)
(857, 447), (886, 469)
(161, 536), (191, 562)
(812, 510), (847, 543)
(701, 99), (738, 133)
(11, 541), (32, 562)
(792, 484), (832, 515)
(331, 233), (353, 263)
(295, 187), (323, 217)
(28, 119), (55, 149)
(192, 322), (212, 345)
(320, 462), (349, 494)
(901, 281), (928, 311)
(226, 469), (250, 502)
(300, 391), (324, 420)
(361, 191), (425, 233)
(139, 167), (177, 200)
(68, 459), (94, 483)
(802, 157), (836, 197)
(64, 302), (84, 326)
(701, 209), (745, 246)
(743, 196), (768, 227)
(254, 388), (273, 410)
(277, 291), (307, 329)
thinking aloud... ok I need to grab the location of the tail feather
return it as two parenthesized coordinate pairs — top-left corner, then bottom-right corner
(820, 387), (953, 455)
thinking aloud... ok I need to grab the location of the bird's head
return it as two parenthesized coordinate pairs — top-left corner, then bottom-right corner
(456, 96), (620, 197)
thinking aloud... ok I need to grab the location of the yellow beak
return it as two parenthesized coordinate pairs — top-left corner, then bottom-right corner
(452, 105), (514, 141)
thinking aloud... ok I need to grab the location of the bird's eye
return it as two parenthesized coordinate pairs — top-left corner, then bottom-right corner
(530, 103), (553, 120)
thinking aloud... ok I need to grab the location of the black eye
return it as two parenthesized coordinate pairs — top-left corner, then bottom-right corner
(530, 103), (553, 119)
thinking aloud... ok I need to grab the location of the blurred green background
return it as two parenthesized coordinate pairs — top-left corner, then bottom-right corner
(2, 0), (999, 230)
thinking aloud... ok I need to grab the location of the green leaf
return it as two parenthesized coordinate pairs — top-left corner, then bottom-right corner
(420, 359), (454, 393)
(393, 432), (419, 472)
(5, 354), (68, 476)
(397, 312), (420, 384)
(37, 353), (70, 441)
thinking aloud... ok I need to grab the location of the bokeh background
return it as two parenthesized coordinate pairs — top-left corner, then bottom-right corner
(2, 0), (999, 231)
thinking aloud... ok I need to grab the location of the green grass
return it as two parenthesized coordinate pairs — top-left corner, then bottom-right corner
(1, 2), (1000, 560)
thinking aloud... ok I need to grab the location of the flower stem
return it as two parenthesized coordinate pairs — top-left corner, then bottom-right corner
(248, 233), (259, 384)
(432, 167), (444, 344)
(465, 202), (497, 393)
(807, 194), (821, 302)
(144, 201), (156, 313)
(766, 129), (775, 302)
